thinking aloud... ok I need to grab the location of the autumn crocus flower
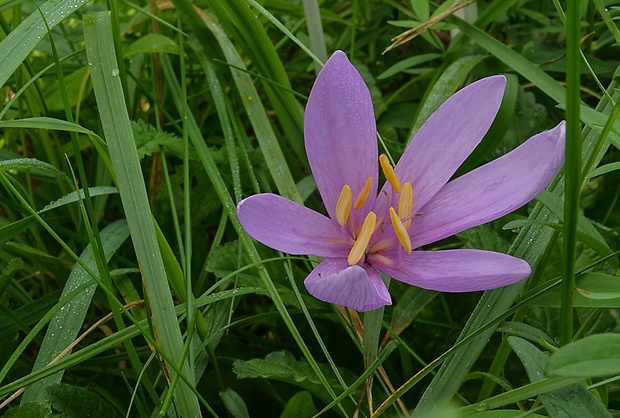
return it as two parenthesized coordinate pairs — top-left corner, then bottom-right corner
(237, 51), (565, 312)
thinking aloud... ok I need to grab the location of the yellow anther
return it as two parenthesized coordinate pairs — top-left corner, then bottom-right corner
(390, 207), (412, 254)
(347, 211), (377, 265)
(379, 154), (402, 193)
(398, 182), (414, 229)
(336, 184), (352, 227)
(354, 176), (373, 210)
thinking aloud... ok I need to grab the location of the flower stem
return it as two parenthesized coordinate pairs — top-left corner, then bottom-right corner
(561, 0), (581, 346)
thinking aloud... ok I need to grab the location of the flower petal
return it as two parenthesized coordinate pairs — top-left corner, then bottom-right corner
(374, 76), (507, 217)
(305, 51), (378, 227)
(410, 121), (565, 248)
(237, 193), (351, 257)
(379, 249), (531, 292)
(304, 258), (392, 311)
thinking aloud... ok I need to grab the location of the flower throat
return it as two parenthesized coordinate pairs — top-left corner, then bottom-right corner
(335, 154), (414, 265)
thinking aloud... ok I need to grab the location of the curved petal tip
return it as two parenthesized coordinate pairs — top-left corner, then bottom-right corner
(305, 260), (391, 311)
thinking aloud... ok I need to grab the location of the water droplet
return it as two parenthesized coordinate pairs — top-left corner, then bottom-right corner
(111, 69), (119, 77)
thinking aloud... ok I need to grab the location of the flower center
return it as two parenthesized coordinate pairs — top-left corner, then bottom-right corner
(336, 154), (415, 265)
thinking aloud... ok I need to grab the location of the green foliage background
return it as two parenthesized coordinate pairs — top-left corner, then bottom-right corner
(1, 0), (620, 417)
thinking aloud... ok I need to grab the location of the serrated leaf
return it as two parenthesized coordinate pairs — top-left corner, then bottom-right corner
(0, 258), (23, 297)
(280, 391), (317, 418)
(546, 334), (620, 379)
(131, 120), (185, 159)
(233, 351), (345, 404)
(47, 383), (122, 418)
(3, 402), (51, 418)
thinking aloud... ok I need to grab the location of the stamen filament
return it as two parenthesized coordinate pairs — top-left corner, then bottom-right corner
(379, 154), (402, 193)
(348, 211), (377, 265)
(336, 184), (352, 226)
(390, 207), (412, 254)
(398, 182), (414, 229)
(354, 176), (373, 210)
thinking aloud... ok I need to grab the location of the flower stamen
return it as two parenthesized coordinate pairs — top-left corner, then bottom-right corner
(389, 207), (412, 254)
(379, 154), (402, 193)
(398, 182), (413, 229)
(335, 184), (352, 226)
(348, 211), (377, 265)
(354, 176), (373, 210)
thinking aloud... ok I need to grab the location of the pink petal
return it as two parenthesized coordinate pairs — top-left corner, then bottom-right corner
(410, 121), (565, 248)
(237, 194), (351, 257)
(374, 76), (506, 217)
(304, 258), (392, 311)
(305, 51), (378, 228)
(379, 249), (531, 292)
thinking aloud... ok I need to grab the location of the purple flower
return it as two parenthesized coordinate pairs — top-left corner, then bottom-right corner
(237, 51), (565, 312)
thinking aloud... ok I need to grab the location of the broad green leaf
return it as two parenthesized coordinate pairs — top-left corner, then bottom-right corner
(281, 392), (318, 418)
(43, 66), (92, 111)
(576, 273), (620, 299)
(3, 402), (50, 418)
(534, 273), (620, 308)
(219, 388), (249, 418)
(233, 351), (346, 405)
(47, 383), (122, 418)
(546, 334), (620, 378)
(124, 33), (179, 57)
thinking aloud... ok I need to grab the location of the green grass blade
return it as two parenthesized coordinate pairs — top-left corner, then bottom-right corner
(199, 17), (301, 202)
(0, 0), (87, 88)
(83, 12), (201, 416)
(21, 220), (129, 403)
(160, 54), (347, 412)
(560, 0), (581, 346)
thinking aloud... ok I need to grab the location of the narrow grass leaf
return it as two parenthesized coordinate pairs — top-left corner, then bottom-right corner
(509, 336), (611, 418)
(201, 15), (301, 202)
(410, 55), (486, 135)
(21, 220), (129, 403)
(0, 0), (87, 88)
(83, 12), (200, 416)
